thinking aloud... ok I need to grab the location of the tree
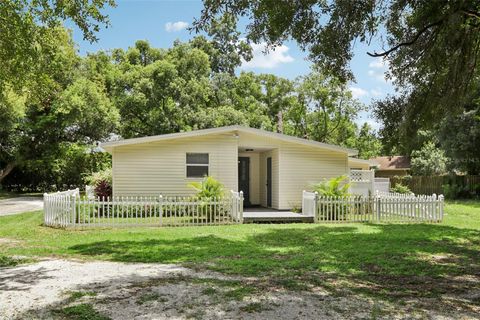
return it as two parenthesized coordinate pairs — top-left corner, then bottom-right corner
(438, 106), (480, 175)
(195, 0), (480, 120)
(192, 14), (252, 75)
(355, 123), (382, 160)
(410, 141), (448, 176)
(0, 0), (115, 91)
(1, 28), (118, 186)
(295, 70), (362, 144)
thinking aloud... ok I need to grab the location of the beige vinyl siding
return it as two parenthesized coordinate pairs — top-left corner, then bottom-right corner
(278, 142), (348, 209)
(238, 152), (260, 205)
(112, 134), (237, 196)
(238, 132), (281, 149)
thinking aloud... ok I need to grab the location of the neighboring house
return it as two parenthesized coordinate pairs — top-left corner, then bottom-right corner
(101, 126), (357, 210)
(371, 156), (411, 178)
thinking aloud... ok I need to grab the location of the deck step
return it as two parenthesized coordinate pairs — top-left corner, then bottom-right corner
(243, 216), (314, 223)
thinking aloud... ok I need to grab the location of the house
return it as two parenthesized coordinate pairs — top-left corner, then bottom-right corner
(101, 126), (357, 210)
(370, 156), (410, 178)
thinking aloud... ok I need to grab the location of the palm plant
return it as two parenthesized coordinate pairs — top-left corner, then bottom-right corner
(188, 176), (226, 223)
(188, 176), (225, 199)
(312, 175), (351, 197)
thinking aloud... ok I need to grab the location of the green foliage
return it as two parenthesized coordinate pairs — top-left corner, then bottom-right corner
(85, 169), (112, 187)
(0, 0), (114, 91)
(188, 176), (225, 199)
(354, 123), (382, 160)
(195, 0), (480, 122)
(442, 183), (480, 200)
(410, 142), (449, 176)
(438, 106), (480, 175)
(312, 175), (351, 197)
(55, 303), (110, 320)
(296, 70), (363, 144)
(54, 78), (119, 142)
(85, 168), (112, 198)
(390, 183), (412, 194)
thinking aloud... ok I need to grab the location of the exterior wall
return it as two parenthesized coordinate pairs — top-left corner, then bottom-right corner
(238, 152), (260, 205)
(278, 142), (349, 210)
(112, 134), (237, 196)
(111, 129), (349, 210)
(237, 131), (281, 149)
(259, 149), (280, 209)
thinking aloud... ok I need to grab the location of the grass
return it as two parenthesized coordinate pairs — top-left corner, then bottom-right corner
(53, 303), (110, 320)
(0, 190), (42, 200)
(66, 291), (97, 303)
(0, 200), (479, 300)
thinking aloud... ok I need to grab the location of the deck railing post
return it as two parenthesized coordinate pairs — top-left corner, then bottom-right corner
(376, 194), (381, 221)
(71, 194), (77, 228)
(239, 191), (244, 223)
(438, 194), (444, 222)
(313, 191), (319, 223)
(159, 195), (163, 226)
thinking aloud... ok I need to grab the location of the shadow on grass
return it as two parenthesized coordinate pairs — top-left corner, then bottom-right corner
(69, 224), (480, 300)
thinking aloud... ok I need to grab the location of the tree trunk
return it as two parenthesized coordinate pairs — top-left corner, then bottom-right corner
(0, 162), (16, 184)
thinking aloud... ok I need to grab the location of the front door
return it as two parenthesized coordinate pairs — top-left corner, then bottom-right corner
(238, 157), (251, 206)
(267, 157), (272, 207)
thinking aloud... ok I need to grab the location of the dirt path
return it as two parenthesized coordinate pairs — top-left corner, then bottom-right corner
(0, 197), (43, 216)
(0, 259), (372, 320)
(1, 259), (478, 320)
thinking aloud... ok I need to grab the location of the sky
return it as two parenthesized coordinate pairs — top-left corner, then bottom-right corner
(69, 0), (395, 130)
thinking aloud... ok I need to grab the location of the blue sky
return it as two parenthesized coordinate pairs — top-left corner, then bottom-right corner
(69, 0), (394, 129)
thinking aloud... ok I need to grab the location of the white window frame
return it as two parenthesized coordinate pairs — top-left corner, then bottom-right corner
(186, 153), (209, 178)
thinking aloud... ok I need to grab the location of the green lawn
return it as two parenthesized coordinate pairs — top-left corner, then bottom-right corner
(0, 190), (42, 200)
(1, 200), (479, 300)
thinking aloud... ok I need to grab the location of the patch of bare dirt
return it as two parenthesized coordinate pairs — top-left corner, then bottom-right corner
(1, 259), (479, 320)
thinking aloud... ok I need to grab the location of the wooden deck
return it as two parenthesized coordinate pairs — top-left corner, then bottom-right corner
(243, 207), (314, 223)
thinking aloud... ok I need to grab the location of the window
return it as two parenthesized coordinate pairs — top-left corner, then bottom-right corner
(186, 153), (209, 178)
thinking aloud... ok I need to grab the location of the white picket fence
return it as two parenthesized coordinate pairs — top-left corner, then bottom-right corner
(44, 190), (244, 228)
(302, 191), (444, 223)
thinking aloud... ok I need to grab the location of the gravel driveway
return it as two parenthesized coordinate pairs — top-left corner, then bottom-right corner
(0, 197), (43, 216)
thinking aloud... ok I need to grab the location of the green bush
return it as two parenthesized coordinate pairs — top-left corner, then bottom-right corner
(442, 183), (474, 199)
(188, 176), (225, 199)
(312, 175), (350, 197)
(85, 168), (112, 198)
(390, 183), (412, 194)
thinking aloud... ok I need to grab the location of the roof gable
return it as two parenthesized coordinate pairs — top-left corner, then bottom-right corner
(101, 125), (357, 156)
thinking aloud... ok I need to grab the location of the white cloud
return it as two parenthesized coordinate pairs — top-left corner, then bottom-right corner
(368, 57), (387, 69)
(367, 57), (395, 84)
(349, 86), (369, 99)
(241, 42), (294, 69)
(165, 21), (189, 32)
(370, 88), (383, 97)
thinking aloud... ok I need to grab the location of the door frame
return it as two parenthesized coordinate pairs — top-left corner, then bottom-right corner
(238, 157), (251, 206)
(266, 157), (272, 208)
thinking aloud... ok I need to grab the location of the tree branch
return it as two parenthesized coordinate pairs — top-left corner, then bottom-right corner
(0, 162), (16, 183)
(367, 19), (444, 57)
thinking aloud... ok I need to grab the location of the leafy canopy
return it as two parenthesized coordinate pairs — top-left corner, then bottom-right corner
(195, 0), (480, 121)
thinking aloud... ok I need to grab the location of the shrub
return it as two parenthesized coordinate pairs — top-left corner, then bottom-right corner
(442, 183), (472, 199)
(312, 175), (350, 197)
(85, 168), (112, 198)
(188, 176), (225, 199)
(390, 183), (412, 194)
